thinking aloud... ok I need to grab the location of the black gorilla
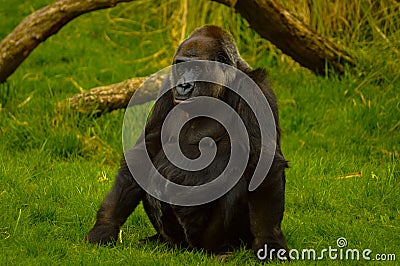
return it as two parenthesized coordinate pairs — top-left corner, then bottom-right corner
(87, 25), (288, 260)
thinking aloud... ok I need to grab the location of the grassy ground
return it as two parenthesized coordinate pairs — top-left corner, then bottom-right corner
(0, 0), (399, 265)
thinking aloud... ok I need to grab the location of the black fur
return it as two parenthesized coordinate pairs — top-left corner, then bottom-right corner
(86, 25), (288, 260)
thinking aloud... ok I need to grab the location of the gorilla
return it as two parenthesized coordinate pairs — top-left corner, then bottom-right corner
(86, 25), (289, 261)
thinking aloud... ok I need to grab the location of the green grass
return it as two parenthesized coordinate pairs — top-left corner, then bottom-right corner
(0, 0), (399, 265)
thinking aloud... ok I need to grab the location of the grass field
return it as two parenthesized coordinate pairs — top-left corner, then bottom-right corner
(0, 0), (399, 265)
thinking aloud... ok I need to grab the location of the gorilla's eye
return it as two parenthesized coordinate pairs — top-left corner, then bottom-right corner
(175, 59), (185, 64)
(174, 58), (191, 64)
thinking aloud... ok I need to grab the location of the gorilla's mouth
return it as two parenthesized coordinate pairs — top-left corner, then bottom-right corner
(173, 82), (195, 103)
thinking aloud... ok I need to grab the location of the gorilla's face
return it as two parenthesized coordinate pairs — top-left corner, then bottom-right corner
(171, 37), (235, 104)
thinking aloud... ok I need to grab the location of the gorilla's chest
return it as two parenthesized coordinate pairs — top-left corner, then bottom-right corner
(143, 118), (231, 245)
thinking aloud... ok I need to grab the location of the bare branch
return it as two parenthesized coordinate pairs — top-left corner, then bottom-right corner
(213, 0), (356, 75)
(0, 0), (135, 83)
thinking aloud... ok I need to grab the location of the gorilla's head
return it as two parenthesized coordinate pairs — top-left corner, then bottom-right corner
(170, 25), (242, 104)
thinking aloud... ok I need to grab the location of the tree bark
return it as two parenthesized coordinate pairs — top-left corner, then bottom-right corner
(0, 0), (135, 83)
(213, 0), (356, 75)
(59, 73), (165, 115)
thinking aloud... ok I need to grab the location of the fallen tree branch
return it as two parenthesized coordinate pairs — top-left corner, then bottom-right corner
(59, 74), (165, 115)
(0, 0), (135, 83)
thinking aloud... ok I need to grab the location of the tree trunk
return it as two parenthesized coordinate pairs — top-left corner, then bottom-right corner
(0, 0), (135, 83)
(213, 0), (356, 75)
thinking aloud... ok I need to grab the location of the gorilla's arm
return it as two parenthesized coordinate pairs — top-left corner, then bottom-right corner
(236, 67), (289, 258)
(86, 158), (144, 244)
(86, 86), (175, 244)
(248, 163), (288, 258)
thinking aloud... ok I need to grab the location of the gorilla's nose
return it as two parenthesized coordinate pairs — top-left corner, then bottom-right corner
(176, 82), (195, 96)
